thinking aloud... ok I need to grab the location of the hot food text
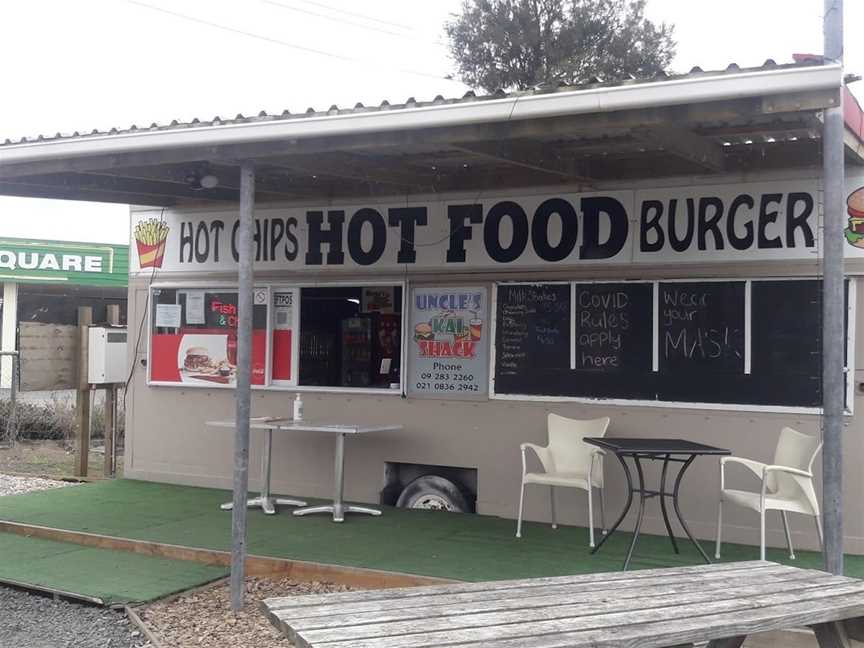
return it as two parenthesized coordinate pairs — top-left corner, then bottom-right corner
(135, 182), (823, 272)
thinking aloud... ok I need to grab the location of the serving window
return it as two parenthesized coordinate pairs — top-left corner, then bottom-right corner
(148, 283), (402, 391)
(149, 288), (268, 386)
(298, 286), (402, 389)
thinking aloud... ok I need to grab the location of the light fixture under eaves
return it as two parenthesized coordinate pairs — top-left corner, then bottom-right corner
(186, 171), (220, 191)
(199, 174), (219, 189)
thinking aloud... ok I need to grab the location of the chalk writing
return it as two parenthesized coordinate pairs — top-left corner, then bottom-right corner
(495, 284), (570, 377)
(659, 283), (745, 372)
(572, 284), (651, 372)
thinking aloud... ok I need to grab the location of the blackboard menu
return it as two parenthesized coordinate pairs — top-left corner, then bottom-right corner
(495, 284), (570, 393)
(493, 278), (832, 407)
(573, 283), (653, 373)
(659, 282), (745, 373)
(750, 280), (823, 407)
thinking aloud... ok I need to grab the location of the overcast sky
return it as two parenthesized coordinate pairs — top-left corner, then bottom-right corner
(0, 0), (861, 244)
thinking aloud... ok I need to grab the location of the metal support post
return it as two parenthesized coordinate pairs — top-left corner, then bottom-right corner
(103, 387), (115, 477)
(230, 161), (255, 611)
(220, 426), (306, 513)
(104, 304), (120, 477)
(292, 431), (381, 522)
(822, 0), (845, 576)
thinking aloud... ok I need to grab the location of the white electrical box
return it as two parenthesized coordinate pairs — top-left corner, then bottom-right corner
(88, 327), (128, 384)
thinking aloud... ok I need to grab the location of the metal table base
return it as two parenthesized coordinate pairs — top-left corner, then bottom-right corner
(293, 431), (381, 523)
(221, 428), (307, 515)
(585, 438), (730, 572)
(591, 453), (706, 570)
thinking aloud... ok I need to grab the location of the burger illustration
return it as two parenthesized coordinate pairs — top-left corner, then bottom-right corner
(183, 347), (211, 371)
(414, 322), (434, 342)
(845, 186), (864, 249)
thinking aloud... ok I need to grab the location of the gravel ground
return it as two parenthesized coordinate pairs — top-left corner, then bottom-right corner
(0, 585), (151, 648)
(140, 577), (353, 648)
(0, 471), (77, 496)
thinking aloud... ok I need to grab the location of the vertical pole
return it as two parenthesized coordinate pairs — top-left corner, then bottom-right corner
(75, 306), (93, 478)
(231, 161), (255, 611)
(104, 304), (120, 478)
(333, 433), (346, 522)
(822, 0), (845, 575)
(103, 387), (115, 477)
(261, 429), (272, 501)
(1, 351), (19, 445)
(8, 353), (17, 445)
(1, 282), (18, 390)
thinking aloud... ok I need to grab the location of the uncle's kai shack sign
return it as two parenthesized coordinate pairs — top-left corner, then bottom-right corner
(131, 178), (864, 274)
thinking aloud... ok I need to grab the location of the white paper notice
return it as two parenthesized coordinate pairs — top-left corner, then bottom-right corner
(155, 304), (182, 328)
(185, 291), (205, 324)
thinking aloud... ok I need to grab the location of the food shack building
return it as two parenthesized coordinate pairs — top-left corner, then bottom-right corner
(2, 59), (864, 554)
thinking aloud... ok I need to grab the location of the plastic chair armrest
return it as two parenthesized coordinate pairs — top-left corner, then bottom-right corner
(521, 442), (552, 473)
(721, 456), (767, 479)
(763, 464), (813, 479)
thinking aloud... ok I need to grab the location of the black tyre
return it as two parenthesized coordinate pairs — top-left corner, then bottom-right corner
(396, 475), (469, 512)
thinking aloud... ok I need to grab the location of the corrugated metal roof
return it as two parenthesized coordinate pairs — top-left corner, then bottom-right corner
(0, 59), (821, 148)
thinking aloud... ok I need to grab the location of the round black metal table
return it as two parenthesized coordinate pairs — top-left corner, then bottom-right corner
(583, 437), (731, 571)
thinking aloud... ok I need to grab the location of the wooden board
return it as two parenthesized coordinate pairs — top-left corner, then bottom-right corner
(0, 519), (452, 590)
(18, 321), (77, 391)
(261, 561), (864, 648)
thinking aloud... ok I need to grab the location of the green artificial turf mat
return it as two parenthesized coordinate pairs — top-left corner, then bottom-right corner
(0, 532), (226, 605)
(1, 479), (861, 582)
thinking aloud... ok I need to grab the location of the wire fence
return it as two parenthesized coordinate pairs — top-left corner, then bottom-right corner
(0, 351), (19, 446)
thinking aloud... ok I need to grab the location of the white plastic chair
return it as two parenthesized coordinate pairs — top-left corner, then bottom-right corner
(715, 427), (823, 561)
(516, 414), (610, 547)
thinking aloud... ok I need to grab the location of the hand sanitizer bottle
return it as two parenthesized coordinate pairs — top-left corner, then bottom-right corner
(293, 393), (303, 421)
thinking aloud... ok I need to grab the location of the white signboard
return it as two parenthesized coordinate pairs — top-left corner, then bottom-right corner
(130, 175), (864, 274)
(155, 304), (182, 329)
(362, 286), (395, 313)
(408, 287), (489, 399)
(185, 291), (205, 324)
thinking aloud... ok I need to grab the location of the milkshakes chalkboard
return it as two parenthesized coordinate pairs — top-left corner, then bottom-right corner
(408, 287), (489, 399)
(494, 284), (570, 395)
(497, 284), (570, 375)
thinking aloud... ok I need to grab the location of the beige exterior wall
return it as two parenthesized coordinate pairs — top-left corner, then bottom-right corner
(124, 169), (864, 555)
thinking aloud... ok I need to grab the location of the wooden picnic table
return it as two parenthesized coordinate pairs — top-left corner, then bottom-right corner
(261, 561), (864, 648)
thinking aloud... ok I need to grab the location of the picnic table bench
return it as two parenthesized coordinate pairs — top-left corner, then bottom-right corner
(262, 561), (864, 648)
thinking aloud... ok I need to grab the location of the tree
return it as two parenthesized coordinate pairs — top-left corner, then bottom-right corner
(445, 0), (675, 92)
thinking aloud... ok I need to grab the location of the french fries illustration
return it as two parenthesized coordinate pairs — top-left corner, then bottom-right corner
(134, 218), (169, 268)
